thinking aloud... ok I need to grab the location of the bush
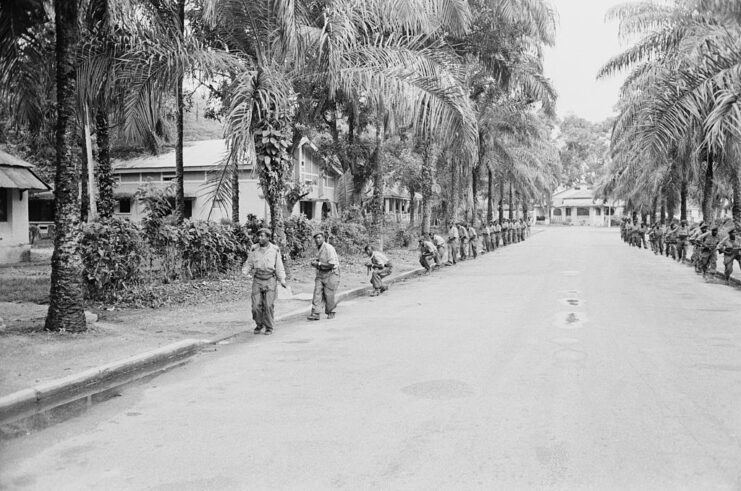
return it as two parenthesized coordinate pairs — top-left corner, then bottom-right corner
(80, 218), (147, 302)
(319, 217), (371, 254)
(284, 214), (314, 259)
(393, 228), (414, 248)
(177, 220), (250, 279)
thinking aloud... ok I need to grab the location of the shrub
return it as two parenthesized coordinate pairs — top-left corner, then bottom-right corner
(283, 214), (314, 259)
(393, 228), (414, 248)
(177, 220), (249, 279)
(319, 217), (371, 254)
(80, 218), (147, 302)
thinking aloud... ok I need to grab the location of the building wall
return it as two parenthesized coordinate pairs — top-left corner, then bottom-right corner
(0, 189), (31, 263)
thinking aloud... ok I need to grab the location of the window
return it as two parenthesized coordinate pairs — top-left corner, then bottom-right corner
(0, 188), (7, 222)
(565, 208), (572, 216)
(553, 208), (562, 216)
(595, 208), (601, 216)
(576, 208), (590, 216)
(162, 173), (176, 182)
(117, 198), (132, 214)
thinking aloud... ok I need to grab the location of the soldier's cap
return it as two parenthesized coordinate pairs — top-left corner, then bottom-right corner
(711, 225), (719, 231)
(700, 223), (708, 229)
(730, 229), (737, 235)
(257, 227), (272, 238)
(312, 231), (325, 238)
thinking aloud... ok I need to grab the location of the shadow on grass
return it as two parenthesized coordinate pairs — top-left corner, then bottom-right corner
(0, 277), (49, 304)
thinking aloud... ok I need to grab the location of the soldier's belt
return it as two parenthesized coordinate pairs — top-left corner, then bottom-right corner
(253, 271), (275, 280)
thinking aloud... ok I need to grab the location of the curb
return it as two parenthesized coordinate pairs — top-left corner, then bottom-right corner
(0, 269), (428, 428)
(0, 339), (204, 426)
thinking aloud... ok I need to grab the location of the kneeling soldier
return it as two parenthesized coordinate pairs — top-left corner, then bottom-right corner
(245, 228), (286, 335)
(365, 245), (392, 296)
(419, 237), (437, 272)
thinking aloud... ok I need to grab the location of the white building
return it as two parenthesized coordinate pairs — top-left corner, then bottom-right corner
(110, 139), (341, 223)
(0, 150), (51, 263)
(548, 186), (624, 226)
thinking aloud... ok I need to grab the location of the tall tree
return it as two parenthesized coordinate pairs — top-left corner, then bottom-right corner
(46, 0), (86, 332)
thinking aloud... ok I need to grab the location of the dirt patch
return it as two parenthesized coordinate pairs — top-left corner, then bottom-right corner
(0, 247), (419, 395)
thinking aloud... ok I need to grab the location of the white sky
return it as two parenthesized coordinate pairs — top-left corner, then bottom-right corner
(543, 0), (628, 123)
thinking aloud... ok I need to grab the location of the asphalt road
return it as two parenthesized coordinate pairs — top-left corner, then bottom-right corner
(4, 227), (741, 490)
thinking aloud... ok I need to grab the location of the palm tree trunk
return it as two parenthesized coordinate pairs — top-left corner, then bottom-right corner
(650, 194), (658, 225)
(665, 186), (676, 223)
(660, 198), (666, 224)
(732, 165), (741, 232)
(471, 165), (479, 226)
(702, 154), (714, 222)
(487, 168), (493, 222)
(79, 130), (89, 223)
(422, 195), (432, 234)
(451, 159), (460, 222)
(498, 178), (504, 223)
(95, 107), (115, 219)
(231, 164), (240, 224)
(408, 186), (416, 227)
(508, 182), (513, 220)
(46, 0), (86, 332)
(174, 0), (185, 223)
(680, 178), (688, 221)
(371, 113), (385, 240)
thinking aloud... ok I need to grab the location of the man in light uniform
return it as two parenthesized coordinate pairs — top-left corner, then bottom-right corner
(718, 228), (741, 282)
(419, 237), (438, 272)
(432, 233), (447, 265)
(467, 222), (478, 258)
(447, 221), (459, 265)
(307, 231), (340, 321)
(697, 224), (721, 277)
(364, 245), (391, 296)
(244, 228), (287, 335)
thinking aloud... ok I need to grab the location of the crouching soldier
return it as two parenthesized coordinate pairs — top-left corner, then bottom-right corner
(307, 231), (340, 321)
(245, 228), (287, 335)
(718, 228), (741, 282)
(419, 237), (438, 273)
(432, 233), (447, 265)
(364, 245), (392, 296)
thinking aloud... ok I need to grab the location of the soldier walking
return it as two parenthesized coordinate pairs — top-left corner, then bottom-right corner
(458, 222), (469, 260)
(245, 228), (287, 335)
(467, 223), (478, 258)
(307, 231), (340, 321)
(718, 229), (741, 282)
(697, 224), (721, 277)
(364, 245), (391, 296)
(676, 220), (690, 262)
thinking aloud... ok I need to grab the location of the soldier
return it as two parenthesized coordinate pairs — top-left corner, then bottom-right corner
(364, 245), (391, 296)
(418, 236), (438, 273)
(502, 220), (510, 246)
(689, 222), (708, 272)
(718, 228), (741, 282)
(244, 228), (287, 335)
(467, 222), (478, 258)
(676, 220), (690, 262)
(458, 222), (469, 260)
(481, 222), (491, 253)
(697, 224), (721, 277)
(307, 231), (340, 321)
(432, 232), (447, 265)
(657, 221), (667, 254)
(492, 221), (501, 249)
(648, 223), (659, 254)
(664, 222), (679, 259)
(638, 222), (649, 249)
(447, 221), (459, 265)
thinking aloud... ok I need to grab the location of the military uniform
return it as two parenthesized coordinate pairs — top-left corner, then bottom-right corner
(718, 234), (741, 280)
(419, 239), (437, 272)
(467, 225), (478, 258)
(697, 228), (721, 276)
(368, 250), (392, 294)
(664, 225), (678, 258)
(432, 234), (447, 265)
(458, 224), (469, 260)
(310, 240), (340, 318)
(447, 224), (459, 264)
(245, 242), (286, 334)
(676, 224), (690, 262)
(481, 224), (491, 252)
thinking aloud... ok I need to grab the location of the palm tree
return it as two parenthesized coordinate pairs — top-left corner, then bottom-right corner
(45, 0), (87, 332)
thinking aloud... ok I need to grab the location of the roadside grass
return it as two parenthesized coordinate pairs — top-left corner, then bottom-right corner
(0, 277), (49, 304)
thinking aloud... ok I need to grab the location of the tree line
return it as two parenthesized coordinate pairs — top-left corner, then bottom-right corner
(597, 0), (741, 227)
(0, 0), (560, 332)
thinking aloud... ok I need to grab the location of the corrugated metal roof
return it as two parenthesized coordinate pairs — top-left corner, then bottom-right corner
(113, 139), (230, 170)
(0, 150), (51, 190)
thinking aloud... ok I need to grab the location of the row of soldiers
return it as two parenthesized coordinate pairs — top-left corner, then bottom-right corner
(364, 218), (531, 296)
(621, 219), (741, 281)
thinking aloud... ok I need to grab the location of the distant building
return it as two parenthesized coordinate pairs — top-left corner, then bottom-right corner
(548, 186), (624, 226)
(109, 138), (340, 223)
(0, 150), (51, 263)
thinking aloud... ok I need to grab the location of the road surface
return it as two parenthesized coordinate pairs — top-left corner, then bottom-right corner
(3, 227), (741, 490)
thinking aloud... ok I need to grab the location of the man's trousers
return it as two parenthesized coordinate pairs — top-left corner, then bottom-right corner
(252, 276), (277, 330)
